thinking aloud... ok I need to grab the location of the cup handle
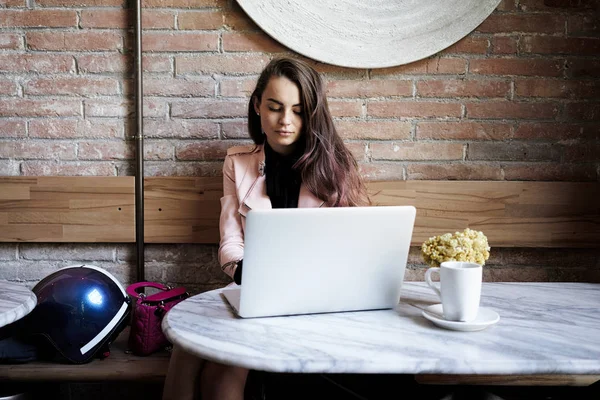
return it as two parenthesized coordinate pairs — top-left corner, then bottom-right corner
(425, 267), (442, 298)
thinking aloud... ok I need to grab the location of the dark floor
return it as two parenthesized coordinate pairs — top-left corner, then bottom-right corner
(1, 375), (598, 400)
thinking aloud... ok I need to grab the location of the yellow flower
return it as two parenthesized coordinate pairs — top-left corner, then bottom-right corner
(421, 228), (490, 267)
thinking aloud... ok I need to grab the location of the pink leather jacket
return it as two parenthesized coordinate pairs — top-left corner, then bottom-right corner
(219, 143), (326, 278)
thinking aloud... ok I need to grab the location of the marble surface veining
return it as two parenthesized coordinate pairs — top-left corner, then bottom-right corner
(0, 280), (37, 328)
(163, 282), (600, 375)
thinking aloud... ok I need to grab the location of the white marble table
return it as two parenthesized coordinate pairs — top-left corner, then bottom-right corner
(163, 282), (600, 382)
(0, 280), (37, 328)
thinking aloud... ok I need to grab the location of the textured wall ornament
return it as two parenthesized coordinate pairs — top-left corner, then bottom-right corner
(236, 0), (502, 69)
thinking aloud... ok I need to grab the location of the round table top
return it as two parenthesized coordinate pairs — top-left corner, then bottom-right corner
(0, 280), (37, 328)
(162, 282), (600, 375)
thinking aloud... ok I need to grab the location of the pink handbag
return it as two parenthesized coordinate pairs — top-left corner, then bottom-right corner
(126, 282), (189, 356)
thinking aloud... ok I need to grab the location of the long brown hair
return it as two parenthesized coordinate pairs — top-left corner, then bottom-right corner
(248, 57), (370, 207)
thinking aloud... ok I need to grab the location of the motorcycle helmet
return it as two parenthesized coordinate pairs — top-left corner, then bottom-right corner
(22, 264), (130, 364)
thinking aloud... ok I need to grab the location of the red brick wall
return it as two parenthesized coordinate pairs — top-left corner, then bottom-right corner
(0, 0), (598, 288)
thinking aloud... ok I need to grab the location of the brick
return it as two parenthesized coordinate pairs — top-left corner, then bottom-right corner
(491, 37), (518, 54)
(344, 142), (368, 161)
(564, 102), (600, 121)
(416, 79), (510, 98)
(1, 0), (25, 7)
(143, 11), (176, 29)
(77, 54), (130, 74)
(223, 32), (287, 53)
(178, 11), (224, 30)
(142, 32), (218, 52)
(143, 55), (173, 73)
(144, 243), (215, 263)
(22, 161), (116, 176)
(221, 120), (248, 139)
(220, 78), (257, 97)
(20, 243), (114, 261)
(521, 36), (600, 56)
(563, 143), (600, 162)
(468, 142), (561, 161)
(326, 80), (412, 98)
(30, 119), (124, 139)
(566, 59), (600, 78)
(0, 160), (19, 176)
(305, 60), (367, 79)
(79, 141), (133, 160)
(441, 36), (489, 54)
(1, 10), (77, 27)
(514, 123), (598, 141)
(144, 140), (174, 160)
(24, 77), (120, 96)
(0, 262), (18, 280)
(143, 99), (170, 118)
(80, 9), (130, 29)
(0, 79), (18, 96)
(172, 100), (247, 118)
(0, 33), (22, 49)
(84, 100), (133, 118)
(176, 140), (248, 160)
(503, 163), (597, 181)
(0, 141), (76, 159)
(143, 77), (215, 97)
(327, 101), (363, 117)
(27, 32), (122, 51)
(368, 101), (461, 118)
(515, 79), (600, 99)
(519, 0), (598, 11)
(160, 260), (223, 286)
(0, 99), (81, 117)
(145, 119), (219, 139)
(223, 3), (260, 31)
(496, 0), (518, 11)
(0, 119), (26, 138)
(0, 244), (17, 261)
(371, 142), (463, 161)
(371, 57), (466, 77)
(143, 161), (224, 177)
(470, 58), (563, 77)
(142, 0), (221, 7)
(567, 15), (599, 36)
(37, 0), (125, 5)
(334, 120), (411, 140)
(417, 121), (513, 140)
(466, 101), (559, 119)
(476, 14), (566, 34)
(358, 162), (405, 181)
(177, 54), (270, 75)
(0, 54), (74, 73)
(406, 163), (503, 180)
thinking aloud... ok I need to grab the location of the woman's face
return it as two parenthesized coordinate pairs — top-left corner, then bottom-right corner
(254, 76), (303, 156)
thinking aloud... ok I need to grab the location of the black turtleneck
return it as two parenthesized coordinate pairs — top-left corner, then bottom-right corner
(264, 141), (303, 209)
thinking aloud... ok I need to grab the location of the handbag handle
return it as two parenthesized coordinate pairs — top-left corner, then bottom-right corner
(126, 281), (188, 303)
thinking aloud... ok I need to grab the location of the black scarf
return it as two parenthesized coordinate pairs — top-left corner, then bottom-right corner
(264, 141), (303, 209)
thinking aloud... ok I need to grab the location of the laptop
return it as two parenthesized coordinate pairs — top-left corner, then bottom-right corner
(222, 205), (416, 318)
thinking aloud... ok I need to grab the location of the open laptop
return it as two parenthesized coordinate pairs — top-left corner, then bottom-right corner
(222, 205), (416, 318)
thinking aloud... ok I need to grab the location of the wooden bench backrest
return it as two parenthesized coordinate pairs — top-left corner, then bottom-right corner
(1, 177), (598, 247)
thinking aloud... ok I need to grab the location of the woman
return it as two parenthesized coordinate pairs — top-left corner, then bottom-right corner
(163, 57), (370, 400)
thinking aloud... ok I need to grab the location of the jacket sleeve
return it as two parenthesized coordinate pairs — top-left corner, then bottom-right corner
(218, 154), (244, 279)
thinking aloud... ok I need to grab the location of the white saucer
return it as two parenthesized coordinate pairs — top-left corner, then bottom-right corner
(422, 304), (500, 332)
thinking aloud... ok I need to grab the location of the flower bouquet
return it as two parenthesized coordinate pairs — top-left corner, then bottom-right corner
(421, 228), (490, 267)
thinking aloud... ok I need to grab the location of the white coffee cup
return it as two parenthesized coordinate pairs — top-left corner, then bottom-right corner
(424, 261), (482, 322)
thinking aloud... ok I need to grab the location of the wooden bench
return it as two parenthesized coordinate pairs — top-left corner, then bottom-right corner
(0, 176), (599, 386)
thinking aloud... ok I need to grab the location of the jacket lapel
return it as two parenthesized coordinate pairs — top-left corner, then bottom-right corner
(239, 143), (326, 213)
